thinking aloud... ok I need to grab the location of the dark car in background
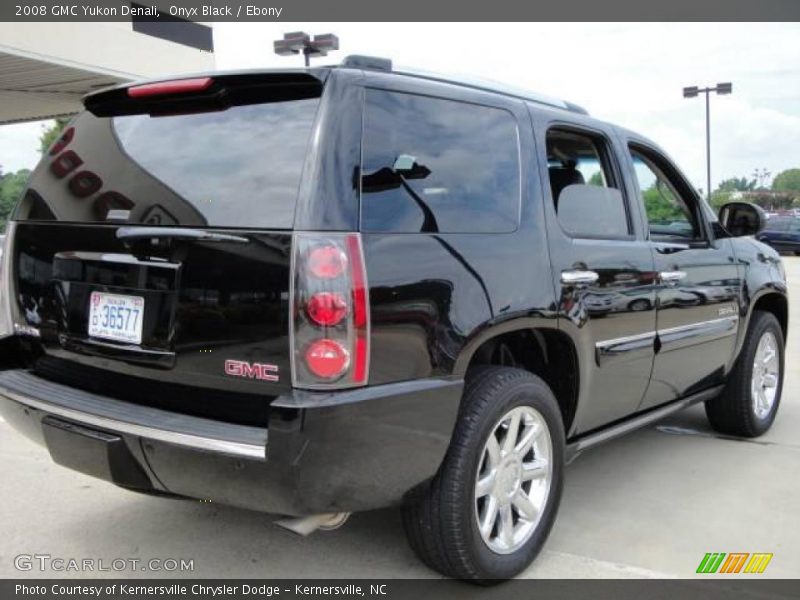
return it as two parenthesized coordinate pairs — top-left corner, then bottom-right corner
(758, 216), (800, 255)
(0, 56), (789, 581)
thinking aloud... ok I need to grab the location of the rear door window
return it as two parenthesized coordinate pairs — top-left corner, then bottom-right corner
(16, 96), (321, 229)
(545, 128), (630, 239)
(360, 89), (521, 233)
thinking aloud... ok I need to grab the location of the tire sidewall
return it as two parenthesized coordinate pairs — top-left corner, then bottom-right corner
(743, 314), (785, 433)
(453, 372), (565, 580)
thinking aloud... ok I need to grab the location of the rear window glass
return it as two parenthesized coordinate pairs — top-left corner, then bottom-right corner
(16, 97), (320, 229)
(360, 89), (520, 233)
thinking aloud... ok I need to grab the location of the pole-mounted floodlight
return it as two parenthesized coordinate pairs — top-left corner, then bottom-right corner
(683, 86), (699, 98)
(273, 31), (340, 67)
(683, 82), (733, 200)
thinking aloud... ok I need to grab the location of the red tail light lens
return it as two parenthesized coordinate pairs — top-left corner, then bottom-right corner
(307, 292), (348, 326)
(307, 245), (347, 279)
(291, 233), (370, 389)
(305, 339), (350, 379)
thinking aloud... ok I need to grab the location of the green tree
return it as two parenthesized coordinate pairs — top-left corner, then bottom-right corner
(742, 190), (795, 211)
(716, 177), (755, 193)
(709, 190), (734, 211)
(0, 169), (31, 229)
(772, 168), (800, 194)
(642, 183), (684, 222)
(587, 171), (604, 187)
(38, 117), (71, 154)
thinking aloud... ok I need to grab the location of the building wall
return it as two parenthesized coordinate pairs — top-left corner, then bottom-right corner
(0, 21), (214, 79)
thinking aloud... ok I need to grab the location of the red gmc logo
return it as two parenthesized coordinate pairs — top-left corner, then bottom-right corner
(224, 360), (279, 382)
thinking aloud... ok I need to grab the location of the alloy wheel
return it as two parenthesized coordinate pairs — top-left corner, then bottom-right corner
(751, 331), (780, 419)
(474, 405), (553, 554)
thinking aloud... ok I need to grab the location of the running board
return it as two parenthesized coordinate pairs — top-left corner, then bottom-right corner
(565, 385), (723, 462)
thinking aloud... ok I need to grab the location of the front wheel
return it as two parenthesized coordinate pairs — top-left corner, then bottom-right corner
(705, 311), (784, 437)
(402, 366), (565, 582)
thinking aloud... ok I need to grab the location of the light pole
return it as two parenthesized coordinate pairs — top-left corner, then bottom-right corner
(273, 32), (339, 67)
(683, 83), (732, 200)
(752, 168), (771, 190)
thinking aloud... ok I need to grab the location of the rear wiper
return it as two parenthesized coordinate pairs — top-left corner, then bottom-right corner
(116, 227), (249, 244)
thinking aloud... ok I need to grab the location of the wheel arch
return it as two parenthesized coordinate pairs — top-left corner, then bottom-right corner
(735, 288), (788, 360)
(453, 320), (580, 433)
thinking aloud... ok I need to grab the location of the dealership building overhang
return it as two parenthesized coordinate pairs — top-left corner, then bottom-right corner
(0, 20), (214, 124)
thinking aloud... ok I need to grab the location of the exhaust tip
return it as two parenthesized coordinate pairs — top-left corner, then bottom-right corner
(274, 512), (350, 536)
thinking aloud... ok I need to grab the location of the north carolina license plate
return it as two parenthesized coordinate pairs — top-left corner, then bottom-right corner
(88, 292), (144, 344)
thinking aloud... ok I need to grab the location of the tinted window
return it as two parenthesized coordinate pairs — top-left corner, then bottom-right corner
(361, 90), (520, 233)
(16, 97), (321, 229)
(546, 129), (630, 238)
(630, 147), (702, 241)
(767, 218), (791, 232)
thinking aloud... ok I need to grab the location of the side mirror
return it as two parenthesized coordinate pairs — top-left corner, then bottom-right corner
(718, 202), (766, 237)
(557, 184), (628, 239)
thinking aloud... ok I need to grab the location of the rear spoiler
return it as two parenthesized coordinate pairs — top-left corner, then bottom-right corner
(84, 70), (328, 117)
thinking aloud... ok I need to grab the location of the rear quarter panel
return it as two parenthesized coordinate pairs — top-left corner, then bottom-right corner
(358, 75), (558, 385)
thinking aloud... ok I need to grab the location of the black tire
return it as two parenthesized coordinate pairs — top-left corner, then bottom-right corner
(628, 298), (651, 312)
(705, 311), (784, 437)
(401, 366), (565, 582)
(794, 251), (800, 256)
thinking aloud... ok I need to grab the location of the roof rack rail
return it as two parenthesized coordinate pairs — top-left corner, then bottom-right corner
(341, 55), (392, 71)
(339, 56), (589, 116)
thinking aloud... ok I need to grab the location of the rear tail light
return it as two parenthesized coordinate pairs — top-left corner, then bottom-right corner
(291, 233), (370, 388)
(306, 292), (348, 326)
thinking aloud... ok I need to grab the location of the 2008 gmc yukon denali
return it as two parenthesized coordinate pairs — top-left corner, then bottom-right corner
(0, 56), (788, 581)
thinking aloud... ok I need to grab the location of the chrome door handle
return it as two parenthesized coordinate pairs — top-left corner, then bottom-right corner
(561, 270), (599, 286)
(660, 270), (687, 285)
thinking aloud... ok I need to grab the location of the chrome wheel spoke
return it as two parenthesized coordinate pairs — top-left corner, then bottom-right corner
(476, 472), (496, 498)
(512, 491), (539, 521)
(763, 373), (778, 389)
(498, 504), (514, 546)
(521, 459), (548, 481)
(502, 411), (522, 455)
(485, 434), (501, 469)
(758, 389), (769, 411)
(762, 349), (776, 366)
(479, 496), (499, 538)
(515, 423), (540, 455)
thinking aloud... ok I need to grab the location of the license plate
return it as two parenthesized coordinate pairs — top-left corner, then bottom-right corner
(88, 292), (144, 345)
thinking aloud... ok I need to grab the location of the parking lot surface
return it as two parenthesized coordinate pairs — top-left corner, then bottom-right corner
(1, 258), (798, 579)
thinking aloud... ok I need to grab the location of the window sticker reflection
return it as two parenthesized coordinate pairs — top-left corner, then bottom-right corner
(15, 97), (321, 229)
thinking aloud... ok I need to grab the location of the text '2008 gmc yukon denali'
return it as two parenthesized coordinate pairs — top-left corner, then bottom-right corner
(0, 56), (789, 581)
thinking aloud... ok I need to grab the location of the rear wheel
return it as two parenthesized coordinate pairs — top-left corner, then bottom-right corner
(705, 311), (784, 437)
(402, 366), (564, 582)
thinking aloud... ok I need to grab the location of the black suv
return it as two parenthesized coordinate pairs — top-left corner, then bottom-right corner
(0, 57), (789, 581)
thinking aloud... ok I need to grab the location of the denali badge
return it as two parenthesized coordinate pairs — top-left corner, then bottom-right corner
(224, 360), (279, 382)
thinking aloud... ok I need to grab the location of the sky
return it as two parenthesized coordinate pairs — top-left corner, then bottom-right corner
(2, 22), (799, 193)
